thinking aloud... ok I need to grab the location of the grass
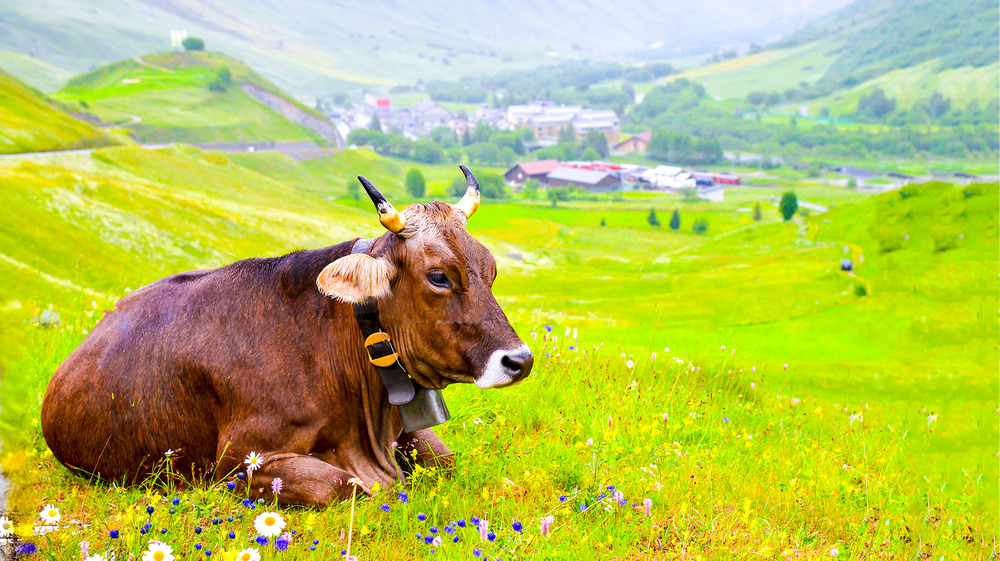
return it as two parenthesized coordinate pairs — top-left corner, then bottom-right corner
(0, 146), (995, 557)
(54, 52), (330, 144)
(0, 67), (122, 154)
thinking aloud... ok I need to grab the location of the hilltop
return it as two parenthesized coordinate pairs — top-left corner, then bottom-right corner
(0, 67), (122, 154)
(55, 51), (341, 146)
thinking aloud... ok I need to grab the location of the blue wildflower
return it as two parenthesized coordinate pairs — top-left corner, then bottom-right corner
(445, 525), (455, 534)
(195, 526), (202, 534)
(160, 528), (168, 534)
(424, 535), (434, 544)
(398, 491), (409, 503)
(109, 530), (119, 539)
(724, 417), (730, 423)
(544, 326), (552, 332)
(237, 472), (246, 480)
(429, 526), (438, 533)
(242, 498), (253, 507)
(452, 536), (460, 543)
(14, 543), (38, 556)
(237, 514), (243, 519)
(457, 519), (467, 528)
(226, 482), (235, 490)
(607, 485), (615, 491)
(512, 521), (523, 533)
(169, 508), (176, 514)
(228, 531), (236, 539)
(313, 540), (319, 545)
(341, 550), (347, 555)
(227, 516), (233, 522)
(415, 533), (422, 540)
(559, 496), (567, 502)
(146, 506), (155, 515)
(140, 522), (150, 535)
(597, 494), (607, 501)
(380, 504), (391, 513)
(275, 536), (289, 551)
(310, 546), (316, 551)
(579, 504), (588, 512)
(256, 536), (269, 546)
(470, 517), (480, 526)
(172, 497), (180, 506)
(195, 544), (202, 550)
(473, 549), (482, 558)
(487, 531), (496, 541)
(417, 512), (427, 521)
(205, 550), (211, 557)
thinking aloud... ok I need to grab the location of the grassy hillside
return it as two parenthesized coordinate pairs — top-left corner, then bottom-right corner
(0, 0), (852, 93)
(55, 52), (333, 145)
(0, 146), (995, 556)
(0, 67), (122, 154)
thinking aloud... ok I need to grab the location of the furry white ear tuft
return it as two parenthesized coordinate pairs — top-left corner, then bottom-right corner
(316, 254), (393, 303)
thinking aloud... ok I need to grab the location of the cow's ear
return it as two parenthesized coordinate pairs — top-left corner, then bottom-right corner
(317, 254), (393, 303)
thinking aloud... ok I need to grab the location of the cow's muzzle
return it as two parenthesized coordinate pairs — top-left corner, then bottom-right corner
(476, 344), (534, 389)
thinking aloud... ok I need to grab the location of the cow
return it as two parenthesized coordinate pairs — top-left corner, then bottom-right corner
(40, 165), (533, 506)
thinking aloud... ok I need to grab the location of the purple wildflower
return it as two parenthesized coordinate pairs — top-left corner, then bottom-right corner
(380, 504), (391, 513)
(109, 530), (119, 539)
(14, 543), (38, 556)
(256, 536), (269, 546)
(275, 535), (289, 551)
(512, 521), (523, 533)
(398, 491), (409, 503)
(417, 512), (427, 521)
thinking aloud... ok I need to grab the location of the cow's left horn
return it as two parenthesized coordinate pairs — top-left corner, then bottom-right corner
(455, 164), (480, 219)
(358, 175), (405, 233)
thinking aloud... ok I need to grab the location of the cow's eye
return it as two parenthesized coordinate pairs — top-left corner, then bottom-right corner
(428, 271), (451, 289)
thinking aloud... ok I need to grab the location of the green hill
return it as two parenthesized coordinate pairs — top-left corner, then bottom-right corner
(0, 67), (122, 154)
(55, 51), (340, 145)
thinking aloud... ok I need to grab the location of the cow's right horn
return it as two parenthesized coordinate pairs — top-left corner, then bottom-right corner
(358, 175), (405, 233)
(455, 164), (480, 219)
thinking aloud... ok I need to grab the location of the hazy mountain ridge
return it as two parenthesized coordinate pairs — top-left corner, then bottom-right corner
(0, 0), (852, 94)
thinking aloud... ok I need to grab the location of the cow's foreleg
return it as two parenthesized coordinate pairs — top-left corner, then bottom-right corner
(397, 428), (454, 469)
(245, 453), (362, 507)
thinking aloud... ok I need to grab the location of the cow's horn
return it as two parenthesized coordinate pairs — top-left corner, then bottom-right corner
(358, 175), (405, 233)
(455, 164), (480, 219)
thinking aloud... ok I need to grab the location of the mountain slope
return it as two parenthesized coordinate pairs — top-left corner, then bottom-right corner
(0, 67), (122, 154)
(55, 51), (341, 146)
(0, 0), (852, 93)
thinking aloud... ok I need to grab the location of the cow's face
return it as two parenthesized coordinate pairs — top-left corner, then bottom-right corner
(317, 167), (533, 390)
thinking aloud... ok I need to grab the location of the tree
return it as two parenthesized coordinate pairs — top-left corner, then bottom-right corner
(779, 191), (798, 221)
(692, 218), (709, 235)
(208, 65), (231, 92)
(583, 129), (609, 159)
(547, 187), (572, 207)
(924, 92), (952, 120)
(461, 128), (473, 146)
(558, 123), (577, 144)
(648, 208), (661, 227)
(405, 168), (426, 198)
(747, 91), (766, 106)
(669, 208), (681, 231)
(857, 88), (896, 120)
(600, 217), (606, 227)
(411, 141), (444, 163)
(581, 147), (600, 161)
(182, 37), (205, 51)
(752, 202), (762, 222)
(449, 177), (467, 198)
(478, 173), (507, 199)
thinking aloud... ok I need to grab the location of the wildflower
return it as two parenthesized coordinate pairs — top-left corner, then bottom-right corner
(256, 536), (268, 546)
(662, 413), (668, 422)
(147, 506), (155, 515)
(512, 521), (523, 533)
(418, 512), (427, 521)
(790, 397), (801, 406)
(474, 418), (483, 425)
(253, 512), (286, 537)
(479, 520), (488, 541)
(39, 504), (60, 524)
(245, 452), (263, 473)
(579, 504), (588, 512)
(457, 519), (466, 527)
(586, 438), (593, 446)
(830, 546), (839, 556)
(110, 530), (120, 539)
(664, 347), (668, 353)
(429, 526), (438, 533)
(80, 542), (90, 558)
(274, 533), (290, 551)
(751, 366), (756, 372)
(607, 415), (613, 428)
(271, 478), (283, 496)
(471, 517), (480, 526)
(487, 532), (496, 541)
(398, 491), (409, 503)
(783, 364), (788, 370)
(651, 352), (656, 360)
(643, 498), (652, 518)
(558, 496), (567, 502)
(625, 360), (634, 369)
(195, 544), (202, 550)
(235, 549), (261, 561)
(237, 472), (246, 480)
(927, 413), (938, 425)
(750, 382), (755, 390)
(723, 417), (730, 423)
(226, 482), (235, 491)
(380, 504), (390, 513)
(423, 535), (434, 544)
(141, 541), (175, 561)
(228, 532), (236, 539)
(473, 549), (482, 558)
(540, 515), (554, 535)
(194, 526), (203, 534)
(432, 536), (442, 546)
(13, 543), (37, 556)
(0, 516), (13, 537)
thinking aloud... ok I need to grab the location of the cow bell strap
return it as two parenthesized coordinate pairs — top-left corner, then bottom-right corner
(351, 238), (416, 406)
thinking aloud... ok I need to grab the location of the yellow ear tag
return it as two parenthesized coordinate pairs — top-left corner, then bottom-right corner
(364, 332), (398, 367)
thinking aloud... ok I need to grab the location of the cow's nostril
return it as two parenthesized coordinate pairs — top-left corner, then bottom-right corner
(501, 350), (534, 379)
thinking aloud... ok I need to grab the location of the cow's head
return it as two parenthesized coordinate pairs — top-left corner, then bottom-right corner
(317, 165), (533, 390)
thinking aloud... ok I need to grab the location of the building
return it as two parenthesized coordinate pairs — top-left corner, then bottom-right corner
(696, 185), (725, 202)
(612, 131), (651, 153)
(411, 99), (454, 128)
(507, 102), (620, 145)
(504, 159), (561, 186)
(543, 166), (621, 192)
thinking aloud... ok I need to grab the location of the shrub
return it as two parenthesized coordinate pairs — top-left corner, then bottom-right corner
(779, 191), (798, 221)
(648, 208), (660, 227)
(405, 168), (426, 198)
(692, 218), (709, 235)
(669, 209), (681, 231)
(182, 37), (205, 51)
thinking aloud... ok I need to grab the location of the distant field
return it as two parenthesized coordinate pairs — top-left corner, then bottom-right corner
(0, 50), (73, 92)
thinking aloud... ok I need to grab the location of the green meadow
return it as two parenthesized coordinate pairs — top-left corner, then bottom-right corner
(0, 144), (995, 558)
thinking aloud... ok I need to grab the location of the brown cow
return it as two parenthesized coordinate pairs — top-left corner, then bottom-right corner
(40, 166), (533, 506)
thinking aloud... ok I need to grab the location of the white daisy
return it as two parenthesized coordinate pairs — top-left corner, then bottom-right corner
(234, 548), (261, 561)
(0, 515), (13, 537)
(141, 541), (174, 561)
(244, 451), (263, 473)
(253, 511), (286, 537)
(39, 504), (60, 524)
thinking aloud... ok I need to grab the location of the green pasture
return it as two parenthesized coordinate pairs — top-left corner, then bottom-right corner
(54, 52), (328, 144)
(0, 68), (122, 154)
(0, 146), (995, 557)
